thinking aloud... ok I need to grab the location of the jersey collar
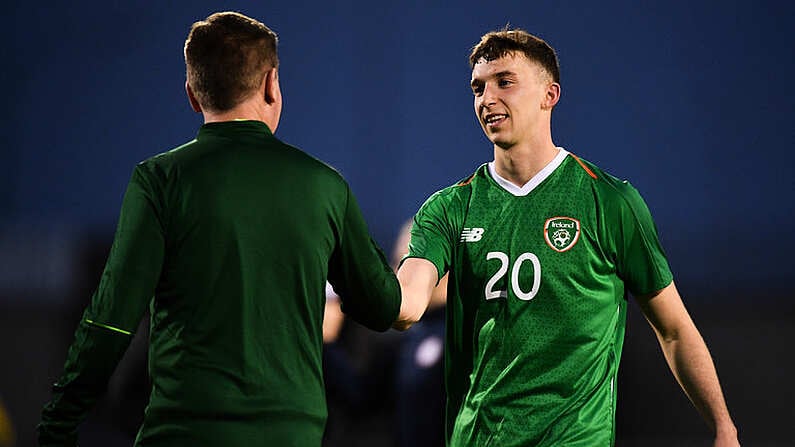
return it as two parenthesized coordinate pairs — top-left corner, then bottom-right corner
(487, 148), (569, 197)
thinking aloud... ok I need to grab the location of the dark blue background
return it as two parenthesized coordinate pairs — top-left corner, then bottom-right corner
(4, 1), (793, 299)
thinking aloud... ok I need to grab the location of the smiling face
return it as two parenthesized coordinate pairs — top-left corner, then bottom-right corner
(471, 52), (559, 150)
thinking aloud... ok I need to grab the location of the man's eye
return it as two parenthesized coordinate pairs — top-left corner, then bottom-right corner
(472, 86), (483, 96)
(498, 79), (512, 87)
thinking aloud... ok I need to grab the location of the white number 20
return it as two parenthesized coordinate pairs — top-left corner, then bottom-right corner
(484, 251), (541, 301)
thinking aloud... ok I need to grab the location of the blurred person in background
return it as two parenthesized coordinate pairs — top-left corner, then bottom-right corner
(322, 220), (447, 447)
(38, 11), (400, 447)
(394, 28), (739, 446)
(322, 281), (401, 447)
(391, 219), (447, 447)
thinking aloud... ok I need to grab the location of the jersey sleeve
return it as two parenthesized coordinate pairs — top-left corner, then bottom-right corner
(609, 182), (673, 296)
(326, 185), (400, 332)
(38, 164), (165, 446)
(405, 190), (458, 281)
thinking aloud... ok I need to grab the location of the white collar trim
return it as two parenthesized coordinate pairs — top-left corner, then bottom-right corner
(487, 148), (569, 197)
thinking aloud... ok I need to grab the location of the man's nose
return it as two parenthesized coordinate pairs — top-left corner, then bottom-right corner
(481, 83), (497, 106)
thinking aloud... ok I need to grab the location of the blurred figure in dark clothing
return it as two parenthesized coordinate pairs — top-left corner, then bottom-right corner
(322, 220), (447, 447)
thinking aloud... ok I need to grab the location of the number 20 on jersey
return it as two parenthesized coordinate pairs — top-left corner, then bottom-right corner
(484, 251), (541, 301)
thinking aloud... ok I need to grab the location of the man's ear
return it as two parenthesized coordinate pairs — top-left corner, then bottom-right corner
(263, 67), (280, 105)
(186, 82), (202, 113)
(543, 82), (561, 110)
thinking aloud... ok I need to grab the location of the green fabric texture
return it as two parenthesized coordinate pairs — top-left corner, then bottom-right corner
(408, 152), (673, 446)
(39, 120), (400, 446)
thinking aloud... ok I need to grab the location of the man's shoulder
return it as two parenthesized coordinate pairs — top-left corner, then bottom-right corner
(280, 141), (347, 181)
(422, 164), (487, 206)
(566, 152), (649, 214)
(135, 137), (198, 170)
(128, 140), (194, 183)
(136, 135), (347, 187)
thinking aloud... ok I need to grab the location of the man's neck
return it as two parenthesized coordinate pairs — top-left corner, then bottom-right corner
(492, 140), (559, 187)
(201, 99), (278, 132)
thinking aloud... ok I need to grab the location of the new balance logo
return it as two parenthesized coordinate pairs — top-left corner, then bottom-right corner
(460, 228), (484, 242)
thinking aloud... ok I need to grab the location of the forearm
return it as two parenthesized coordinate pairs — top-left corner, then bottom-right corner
(656, 326), (737, 438)
(393, 258), (438, 331)
(393, 284), (428, 331)
(38, 321), (133, 445)
(39, 166), (162, 445)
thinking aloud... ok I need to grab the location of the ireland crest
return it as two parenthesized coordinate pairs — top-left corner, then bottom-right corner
(544, 217), (580, 252)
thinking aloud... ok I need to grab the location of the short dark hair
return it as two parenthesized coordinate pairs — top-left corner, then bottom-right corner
(469, 28), (560, 83)
(184, 12), (279, 112)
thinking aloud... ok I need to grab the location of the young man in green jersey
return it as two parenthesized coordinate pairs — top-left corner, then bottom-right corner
(394, 29), (740, 446)
(38, 12), (401, 447)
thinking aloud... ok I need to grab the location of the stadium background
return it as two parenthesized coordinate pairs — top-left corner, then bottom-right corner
(1, 0), (793, 445)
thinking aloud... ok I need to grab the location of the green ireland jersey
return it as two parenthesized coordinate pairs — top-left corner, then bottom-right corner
(407, 149), (673, 446)
(38, 120), (400, 447)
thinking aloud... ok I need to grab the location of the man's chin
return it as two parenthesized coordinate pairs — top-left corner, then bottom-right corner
(491, 138), (514, 150)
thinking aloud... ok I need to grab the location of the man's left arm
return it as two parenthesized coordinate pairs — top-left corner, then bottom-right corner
(38, 165), (165, 446)
(636, 281), (740, 447)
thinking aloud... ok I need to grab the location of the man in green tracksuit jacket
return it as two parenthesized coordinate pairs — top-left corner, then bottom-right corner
(38, 11), (401, 446)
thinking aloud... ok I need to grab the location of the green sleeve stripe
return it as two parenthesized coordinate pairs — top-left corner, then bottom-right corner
(84, 319), (132, 336)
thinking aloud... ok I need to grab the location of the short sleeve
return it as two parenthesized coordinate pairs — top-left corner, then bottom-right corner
(611, 183), (673, 296)
(405, 191), (456, 281)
